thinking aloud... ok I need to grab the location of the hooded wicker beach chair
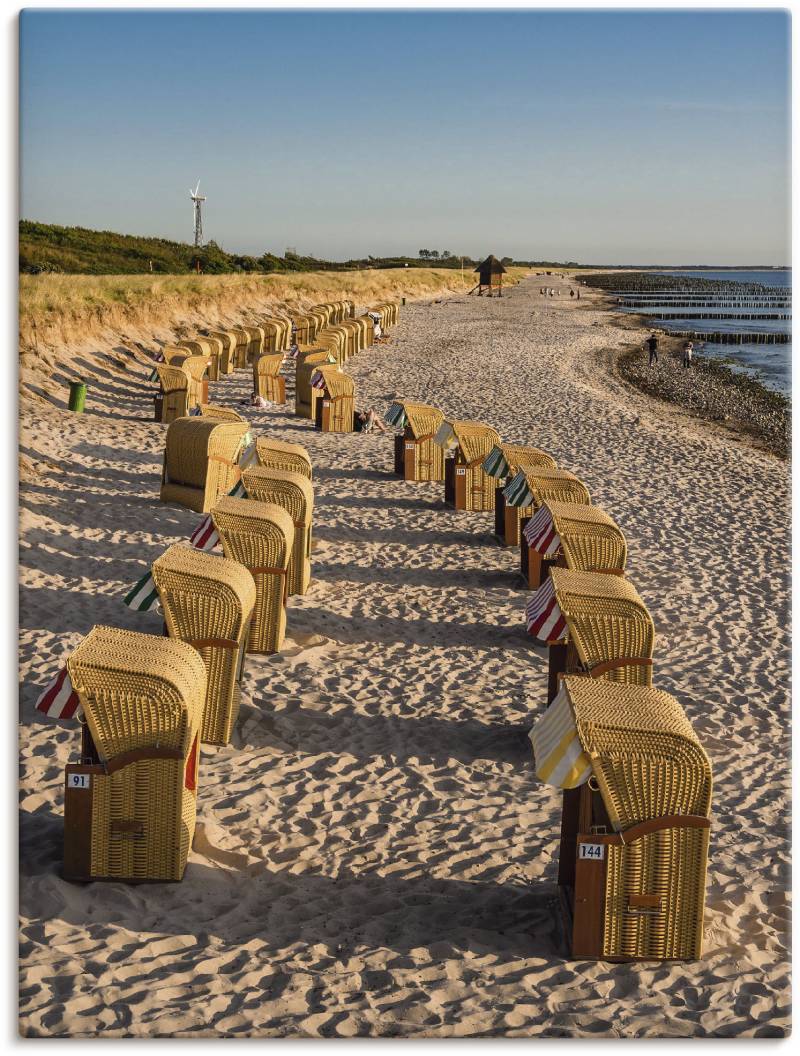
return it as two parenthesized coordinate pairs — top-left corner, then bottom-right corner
(256, 437), (313, 479)
(253, 353), (286, 404)
(387, 400), (446, 481)
(313, 368), (355, 432)
(205, 330), (237, 374)
(241, 325), (265, 366)
(198, 404), (247, 423)
(254, 318), (286, 355)
(504, 468), (592, 588)
(484, 444), (558, 545)
(530, 675), (712, 961)
(242, 466), (314, 596)
(308, 328), (348, 366)
(176, 337), (220, 381)
(160, 417), (250, 513)
(163, 345), (191, 366)
(524, 501), (627, 582)
(526, 567), (655, 702)
(230, 328), (250, 369)
(62, 624), (205, 883)
(434, 420), (502, 511)
(182, 354), (211, 407)
(152, 544), (256, 746)
(211, 496), (294, 654)
(154, 364), (191, 423)
(295, 350), (337, 419)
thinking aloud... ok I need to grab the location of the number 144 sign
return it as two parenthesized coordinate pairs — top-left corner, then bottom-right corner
(579, 842), (605, 861)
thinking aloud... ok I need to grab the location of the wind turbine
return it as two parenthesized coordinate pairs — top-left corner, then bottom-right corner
(189, 180), (206, 247)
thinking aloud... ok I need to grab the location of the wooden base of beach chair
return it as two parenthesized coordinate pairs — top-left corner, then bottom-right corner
(394, 434), (404, 475)
(494, 490), (521, 545)
(154, 396), (164, 422)
(444, 458), (455, 504)
(315, 396), (353, 433)
(521, 532), (560, 590)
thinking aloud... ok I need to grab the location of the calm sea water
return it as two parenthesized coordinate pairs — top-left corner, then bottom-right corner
(644, 269), (791, 395)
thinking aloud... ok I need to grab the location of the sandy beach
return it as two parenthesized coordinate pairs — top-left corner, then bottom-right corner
(19, 276), (790, 1037)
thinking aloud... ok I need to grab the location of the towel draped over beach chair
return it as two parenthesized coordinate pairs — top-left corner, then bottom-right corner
(211, 496), (294, 654)
(61, 625), (205, 883)
(255, 437), (313, 480)
(152, 544), (256, 746)
(313, 368), (355, 432)
(530, 675), (712, 961)
(242, 466), (314, 596)
(524, 501), (627, 576)
(387, 400), (446, 481)
(253, 353), (286, 404)
(434, 420), (501, 511)
(484, 444), (558, 544)
(160, 417), (250, 513)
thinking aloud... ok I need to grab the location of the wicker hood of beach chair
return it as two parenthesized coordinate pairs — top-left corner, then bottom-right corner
(205, 330), (238, 374)
(389, 400), (446, 481)
(242, 466), (314, 596)
(198, 404), (247, 423)
(550, 567), (655, 685)
(291, 314), (317, 346)
(176, 337), (221, 381)
(543, 500), (628, 574)
(311, 329), (348, 365)
(63, 624), (206, 883)
(315, 368), (355, 432)
(295, 350), (336, 418)
(160, 417), (250, 513)
(253, 353), (286, 404)
(181, 355), (210, 409)
(531, 675), (712, 961)
(241, 325), (265, 365)
(162, 345), (190, 366)
(152, 544), (256, 746)
(435, 420), (502, 511)
(211, 496), (294, 654)
(229, 327), (250, 369)
(256, 318), (286, 354)
(255, 437), (313, 479)
(154, 364), (190, 423)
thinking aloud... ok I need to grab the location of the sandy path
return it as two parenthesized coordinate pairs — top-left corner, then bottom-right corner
(19, 279), (789, 1037)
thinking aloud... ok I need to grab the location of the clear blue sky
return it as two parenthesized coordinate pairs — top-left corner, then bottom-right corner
(19, 9), (790, 265)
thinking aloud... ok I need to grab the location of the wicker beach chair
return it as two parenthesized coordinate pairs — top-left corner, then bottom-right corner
(253, 353), (286, 404)
(176, 337), (220, 381)
(525, 501), (627, 582)
(530, 675), (712, 961)
(527, 567), (655, 701)
(255, 437), (313, 479)
(295, 350), (336, 419)
(230, 328), (250, 369)
(484, 444), (558, 545)
(198, 404), (247, 423)
(291, 314), (317, 347)
(369, 301), (399, 328)
(211, 496), (294, 654)
(504, 468), (592, 588)
(62, 624), (205, 883)
(242, 466), (313, 596)
(154, 364), (191, 423)
(309, 328), (348, 366)
(313, 368), (355, 432)
(152, 544), (256, 746)
(182, 354), (210, 408)
(163, 345), (190, 366)
(160, 417), (250, 513)
(205, 330), (238, 374)
(387, 400), (445, 481)
(434, 420), (502, 511)
(242, 325), (265, 366)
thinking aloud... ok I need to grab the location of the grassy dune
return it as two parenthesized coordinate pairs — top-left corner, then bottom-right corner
(19, 267), (526, 353)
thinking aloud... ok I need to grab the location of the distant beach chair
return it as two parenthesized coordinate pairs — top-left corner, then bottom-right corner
(152, 543), (256, 746)
(368, 302), (399, 330)
(526, 567), (655, 702)
(176, 337), (221, 381)
(257, 318), (288, 355)
(160, 417), (250, 513)
(211, 496), (294, 653)
(241, 325), (265, 366)
(529, 675), (712, 961)
(205, 330), (238, 375)
(256, 437), (313, 479)
(242, 466), (314, 596)
(162, 345), (191, 366)
(230, 328), (250, 369)
(198, 404), (247, 423)
(182, 354), (211, 407)
(308, 328), (348, 366)
(61, 624), (205, 883)
(523, 501), (627, 587)
(313, 367), (355, 432)
(386, 400), (445, 481)
(483, 444), (558, 545)
(154, 364), (191, 423)
(502, 468), (592, 588)
(253, 353), (286, 404)
(295, 350), (337, 419)
(434, 420), (501, 511)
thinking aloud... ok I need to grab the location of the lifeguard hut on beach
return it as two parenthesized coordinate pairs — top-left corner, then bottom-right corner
(471, 255), (506, 297)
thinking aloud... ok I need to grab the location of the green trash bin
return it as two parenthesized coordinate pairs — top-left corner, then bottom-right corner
(68, 381), (87, 413)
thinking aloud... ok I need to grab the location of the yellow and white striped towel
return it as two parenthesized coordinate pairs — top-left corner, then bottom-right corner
(528, 685), (592, 789)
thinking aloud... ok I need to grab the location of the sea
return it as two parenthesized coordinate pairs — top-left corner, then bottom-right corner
(617, 269), (791, 396)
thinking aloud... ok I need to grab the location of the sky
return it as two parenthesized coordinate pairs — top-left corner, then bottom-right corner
(19, 8), (790, 265)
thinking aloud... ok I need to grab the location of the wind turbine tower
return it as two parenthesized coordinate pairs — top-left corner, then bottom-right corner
(189, 180), (206, 247)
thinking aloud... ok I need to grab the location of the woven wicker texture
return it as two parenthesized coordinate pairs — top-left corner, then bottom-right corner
(253, 353), (285, 401)
(205, 330), (237, 374)
(211, 496), (293, 654)
(255, 437), (313, 479)
(163, 345), (190, 365)
(198, 404), (247, 423)
(161, 418), (249, 513)
(563, 675), (712, 960)
(155, 365), (189, 423)
(229, 328), (250, 369)
(241, 325), (265, 365)
(438, 420), (501, 511)
(242, 467), (314, 596)
(295, 351), (336, 418)
(524, 467), (591, 506)
(152, 543), (256, 746)
(498, 444), (557, 473)
(545, 500), (628, 573)
(316, 367), (355, 432)
(551, 568), (655, 685)
(399, 401), (444, 440)
(67, 624), (206, 881)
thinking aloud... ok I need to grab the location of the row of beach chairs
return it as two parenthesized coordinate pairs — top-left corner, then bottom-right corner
(384, 398), (713, 964)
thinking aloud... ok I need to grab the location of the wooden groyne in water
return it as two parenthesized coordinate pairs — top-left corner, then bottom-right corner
(672, 330), (790, 345)
(650, 312), (791, 321)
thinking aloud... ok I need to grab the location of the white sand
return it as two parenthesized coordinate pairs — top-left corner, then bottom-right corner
(19, 278), (789, 1037)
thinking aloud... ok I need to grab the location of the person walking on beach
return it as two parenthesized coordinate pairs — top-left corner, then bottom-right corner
(645, 333), (659, 366)
(682, 340), (694, 368)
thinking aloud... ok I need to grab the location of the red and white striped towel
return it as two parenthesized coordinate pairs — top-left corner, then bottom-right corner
(523, 505), (561, 556)
(525, 575), (566, 643)
(35, 667), (81, 719)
